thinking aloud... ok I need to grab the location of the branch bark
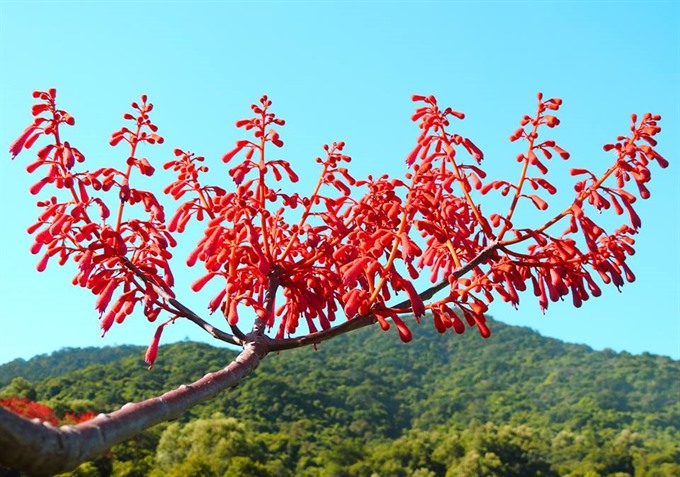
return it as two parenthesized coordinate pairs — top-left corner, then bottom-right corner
(0, 341), (265, 476)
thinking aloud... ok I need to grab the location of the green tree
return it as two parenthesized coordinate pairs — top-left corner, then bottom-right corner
(154, 414), (266, 476)
(0, 378), (36, 401)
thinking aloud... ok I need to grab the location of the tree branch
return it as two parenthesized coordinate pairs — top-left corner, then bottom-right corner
(406, 240), (500, 305)
(167, 298), (241, 346)
(251, 265), (282, 337)
(0, 341), (266, 476)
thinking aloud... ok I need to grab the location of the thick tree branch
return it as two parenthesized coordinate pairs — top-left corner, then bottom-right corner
(251, 265), (282, 337)
(0, 341), (266, 476)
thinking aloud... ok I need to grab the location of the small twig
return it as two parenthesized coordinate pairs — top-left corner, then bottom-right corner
(229, 323), (248, 343)
(167, 298), (241, 346)
(394, 240), (500, 309)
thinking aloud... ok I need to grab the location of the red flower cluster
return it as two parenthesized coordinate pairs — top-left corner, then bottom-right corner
(10, 90), (667, 366)
(0, 397), (95, 425)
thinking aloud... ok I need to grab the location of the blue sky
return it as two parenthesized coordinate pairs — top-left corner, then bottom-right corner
(0, 1), (678, 365)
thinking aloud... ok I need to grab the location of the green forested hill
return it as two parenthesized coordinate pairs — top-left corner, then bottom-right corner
(1, 318), (678, 476)
(0, 345), (144, 388)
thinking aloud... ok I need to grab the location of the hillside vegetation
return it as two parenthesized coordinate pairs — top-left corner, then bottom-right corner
(1, 317), (678, 476)
(0, 345), (144, 388)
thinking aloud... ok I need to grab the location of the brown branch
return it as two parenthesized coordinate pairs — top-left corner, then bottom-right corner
(167, 298), (241, 346)
(0, 341), (266, 476)
(229, 322), (249, 343)
(251, 265), (282, 336)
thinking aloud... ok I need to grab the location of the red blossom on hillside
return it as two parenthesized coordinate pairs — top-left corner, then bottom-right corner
(0, 398), (59, 425)
(0, 397), (95, 425)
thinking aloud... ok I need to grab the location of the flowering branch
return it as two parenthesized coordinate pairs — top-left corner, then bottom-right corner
(9, 88), (668, 356)
(3, 89), (667, 473)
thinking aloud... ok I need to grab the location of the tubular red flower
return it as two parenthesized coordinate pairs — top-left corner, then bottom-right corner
(144, 323), (165, 369)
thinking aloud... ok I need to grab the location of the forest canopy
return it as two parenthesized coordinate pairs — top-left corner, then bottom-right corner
(2, 317), (678, 476)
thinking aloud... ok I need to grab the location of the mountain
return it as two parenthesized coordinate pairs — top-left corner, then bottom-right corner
(0, 345), (144, 388)
(1, 317), (678, 476)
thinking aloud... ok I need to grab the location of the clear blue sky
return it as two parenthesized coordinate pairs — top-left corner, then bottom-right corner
(1, 1), (678, 365)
